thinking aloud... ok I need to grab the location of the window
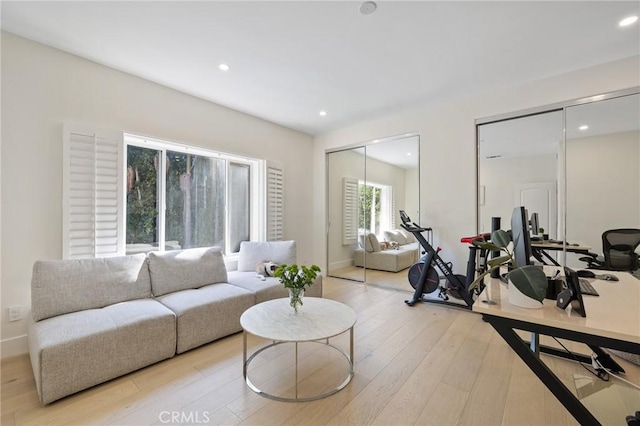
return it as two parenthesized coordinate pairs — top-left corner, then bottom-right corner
(359, 181), (393, 235)
(125, 135), (259, 255)
(63, 126), (275, 259)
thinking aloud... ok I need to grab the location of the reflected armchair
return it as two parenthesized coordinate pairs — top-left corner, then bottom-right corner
(579, 228), (640, 271)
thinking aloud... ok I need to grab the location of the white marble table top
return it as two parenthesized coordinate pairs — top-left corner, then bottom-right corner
(240, 297), (357, 342)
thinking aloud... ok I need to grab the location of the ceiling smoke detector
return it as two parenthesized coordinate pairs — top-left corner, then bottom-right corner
(359, 2), (377, 15)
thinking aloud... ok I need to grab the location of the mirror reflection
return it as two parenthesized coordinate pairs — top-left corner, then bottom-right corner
(326, 135), (420, 292)
(565, 93), (640, 270)
(478, 90), (639, 274)
(478, 111), (563, 244)
(327, 147), (365, 283)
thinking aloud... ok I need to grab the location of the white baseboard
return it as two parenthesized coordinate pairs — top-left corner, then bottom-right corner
(328, 259), (353, 273)
(1, 334), (28, 358)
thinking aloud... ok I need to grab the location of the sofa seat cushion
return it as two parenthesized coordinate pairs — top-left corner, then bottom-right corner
(148, 247), (228, 296)
(237, 241), (296, 272)
(156, 283), (255, 354)
(227, 271), (323, 304)
(31, 254), (150, 321)
(353, 242), (419, 272)
(28, 299), (176, 405)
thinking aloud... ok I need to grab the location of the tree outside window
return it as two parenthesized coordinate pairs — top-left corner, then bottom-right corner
(126, 143), (251, 254)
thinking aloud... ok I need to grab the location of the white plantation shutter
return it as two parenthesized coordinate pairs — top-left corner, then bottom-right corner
(391, 189), (396, 229)
(63, 125), (124, 258)
(380, 185), (394, 231)
(343, 177), (359, 245)
(266, 165), (284, 241)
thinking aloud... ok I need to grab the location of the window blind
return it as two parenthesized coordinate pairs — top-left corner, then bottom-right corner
(63, 125), (124, 258)
(343, 177), (359, 245)
(266, 165), (284, 241)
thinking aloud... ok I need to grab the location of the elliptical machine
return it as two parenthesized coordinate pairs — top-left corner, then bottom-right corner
(400, 210), (489, 309)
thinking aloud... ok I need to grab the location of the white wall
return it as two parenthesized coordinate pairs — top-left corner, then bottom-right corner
(566, 130), (640, 266)
(312, 56), (640, 278)
(479, 153), (558, 234)
(0, 32), (315, 357)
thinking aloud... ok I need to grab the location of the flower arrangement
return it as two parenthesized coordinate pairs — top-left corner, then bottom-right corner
(274, 264), (321, 312)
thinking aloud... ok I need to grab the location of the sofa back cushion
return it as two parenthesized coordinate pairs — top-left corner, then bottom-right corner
(399, 229), (416, 243)
(384, 230), (408, 245)
(237, 241), (296, 272)
(31, 253), (150, 322)
(148, 247), (227, 296)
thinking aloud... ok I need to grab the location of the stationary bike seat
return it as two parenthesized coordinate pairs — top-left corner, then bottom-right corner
(460, 233), (491, 245)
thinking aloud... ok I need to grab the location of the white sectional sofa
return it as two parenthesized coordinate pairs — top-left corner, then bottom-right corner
(28, 241), (321, 404)
(353, 230), (420, 272)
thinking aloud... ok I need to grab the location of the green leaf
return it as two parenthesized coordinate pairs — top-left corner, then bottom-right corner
(508, 265), (547, 302)
(476, 241), (503, 252)
(487, 255), (512, 268)
(492, 230), (511, 248)
(468, 266), (499, 292)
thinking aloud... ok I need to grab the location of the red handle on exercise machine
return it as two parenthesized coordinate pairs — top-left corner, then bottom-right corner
(460, 233), (491, 245)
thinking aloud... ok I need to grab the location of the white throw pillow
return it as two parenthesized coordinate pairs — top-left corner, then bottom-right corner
(362, 233), (374, 252)
(392, 230), (407, 245)
(383, 230), (397, 244)
(368, 233), (381, 252)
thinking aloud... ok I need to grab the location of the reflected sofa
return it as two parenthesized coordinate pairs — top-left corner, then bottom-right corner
(353, 230), (420, 272)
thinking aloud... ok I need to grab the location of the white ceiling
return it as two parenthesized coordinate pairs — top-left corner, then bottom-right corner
(2, 1), (639, 136)
(479, 93), (640, 160)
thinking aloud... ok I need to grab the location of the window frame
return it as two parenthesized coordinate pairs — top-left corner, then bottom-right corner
(124, 133), (263, 256)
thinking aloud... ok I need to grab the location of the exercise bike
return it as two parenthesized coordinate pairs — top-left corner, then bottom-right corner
(400, 210), (490, 308)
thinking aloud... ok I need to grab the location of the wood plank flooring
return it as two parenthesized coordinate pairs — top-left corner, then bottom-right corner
(2, 277), (638, 425)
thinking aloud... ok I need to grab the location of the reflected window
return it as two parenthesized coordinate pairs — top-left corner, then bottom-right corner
(359, 181), (392, 235)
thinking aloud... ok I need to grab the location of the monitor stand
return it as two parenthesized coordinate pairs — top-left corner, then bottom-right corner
(590, 345), (625, 374)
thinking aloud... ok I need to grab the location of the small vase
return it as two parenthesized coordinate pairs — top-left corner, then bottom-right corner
(288, 288), (304, 313)
(508, 280), (543, 309)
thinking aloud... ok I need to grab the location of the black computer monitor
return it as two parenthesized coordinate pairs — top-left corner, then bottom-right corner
(530, 212), (540, 237)
(558, 267), (587, 317)
(511, 206), (532, 268)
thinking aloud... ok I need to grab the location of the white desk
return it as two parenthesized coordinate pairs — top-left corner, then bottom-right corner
(473, 271), (639, 425)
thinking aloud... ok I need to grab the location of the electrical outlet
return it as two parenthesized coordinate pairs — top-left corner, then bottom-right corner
(8, 306), (21, 322)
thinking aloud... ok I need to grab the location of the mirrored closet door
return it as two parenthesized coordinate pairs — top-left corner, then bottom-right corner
(478, 111), (563, 242)
(477, 88), (639, 268)
(326, 134), (420, 292)
(565, 93), (640, 268)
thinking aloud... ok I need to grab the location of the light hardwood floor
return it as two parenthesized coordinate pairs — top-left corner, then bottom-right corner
(2, 277), (638, 425)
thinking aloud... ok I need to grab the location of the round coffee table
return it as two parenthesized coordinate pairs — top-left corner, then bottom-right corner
(240, 297), (356, 402)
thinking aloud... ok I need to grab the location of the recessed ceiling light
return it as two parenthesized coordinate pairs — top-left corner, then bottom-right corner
(219, 64), (230, 71)
(359, 1), (377, 15)
(619, 15), (638, 27)
(579, 125), (589, 131)
(406, 152), (412, 156)
(319, 110), (327, 117)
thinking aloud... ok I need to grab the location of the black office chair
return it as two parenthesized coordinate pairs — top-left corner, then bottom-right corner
(579, 228), (640, 271)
